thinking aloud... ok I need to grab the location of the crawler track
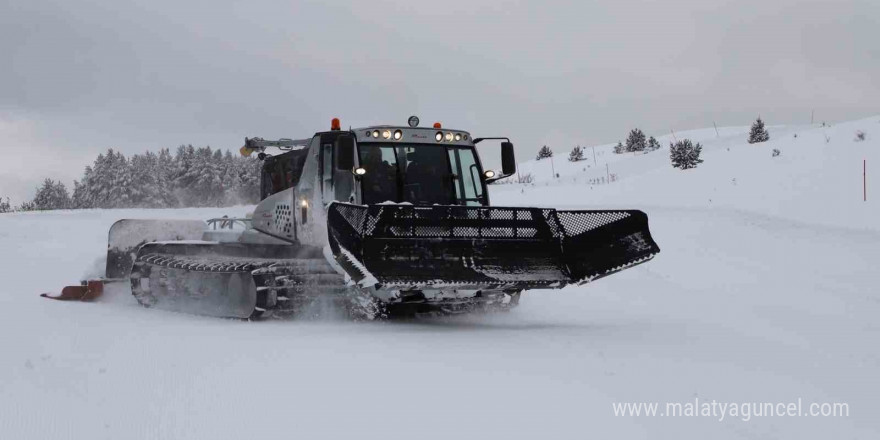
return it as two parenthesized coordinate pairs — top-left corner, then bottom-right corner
(130, 243), (347, 319)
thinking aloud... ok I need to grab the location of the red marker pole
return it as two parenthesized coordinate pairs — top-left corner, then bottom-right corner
(865, 159), (867, 202)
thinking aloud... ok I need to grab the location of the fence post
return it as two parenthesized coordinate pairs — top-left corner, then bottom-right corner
(865, 159), (868, 202)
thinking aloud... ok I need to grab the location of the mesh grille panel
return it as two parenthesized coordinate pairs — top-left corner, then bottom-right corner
(336, 203), (368, 234)
(357, 205), (557, 239)
(556, 211), (631, 236)
(330, 203), (636, 241)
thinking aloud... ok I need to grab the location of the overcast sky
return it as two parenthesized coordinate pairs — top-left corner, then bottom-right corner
(1, 0), (877, 203)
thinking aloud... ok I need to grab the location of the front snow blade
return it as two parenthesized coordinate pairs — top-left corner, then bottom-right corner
(327, 202), (659, 290)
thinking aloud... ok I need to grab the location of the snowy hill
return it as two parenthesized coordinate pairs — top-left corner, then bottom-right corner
(1, 116), (878, 439)
(496, 116), (878, 230)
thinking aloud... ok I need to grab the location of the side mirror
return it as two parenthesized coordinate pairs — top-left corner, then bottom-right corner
(501, 141), (516, 175)
(335, 136), (355, 171)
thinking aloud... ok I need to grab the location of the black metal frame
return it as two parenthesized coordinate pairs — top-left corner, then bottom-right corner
(327, 202), (660, 290)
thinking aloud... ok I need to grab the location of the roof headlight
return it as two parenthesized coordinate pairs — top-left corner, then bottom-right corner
(454, 133), (462, 141)
(382, 130), (391, 139)
(444, 132), (453, 142)
(372, 130), (380, 138)
(435, 132), (443, 142)
(393, 130), (403, 140)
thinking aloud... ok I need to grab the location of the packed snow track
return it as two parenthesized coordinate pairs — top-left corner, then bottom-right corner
(1, 204), (878, 439)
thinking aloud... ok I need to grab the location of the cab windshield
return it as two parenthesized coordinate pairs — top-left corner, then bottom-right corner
(358, 143), (486, 206)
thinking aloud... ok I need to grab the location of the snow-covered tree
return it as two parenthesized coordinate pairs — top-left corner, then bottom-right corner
(173, 144), (197, 190)
(748, 117), (770, 144)
(647, 136), (661, 151)
(536, 145), (553, 160)
(87, 152), (111, 207)
(0, 197), (11, 213)
(178, 146), (224, 206)
(71, 162), (97, 209)
(30, 143), (265, 210)
(221, 150), (254, 205)
(156, 148), (177, 207)
(130, 152), (166, 208)
(670, 139), (704, 169)
(33, 178), (71, 210)
(71, 179), (88, 209)
(236, 156), (262, 203)
(613, 141), (625, 154)
(108, 150), (132, 208)
(625, 128), (647, 152)
(16, 201), (36, 211)
(568, 146), (585, 162)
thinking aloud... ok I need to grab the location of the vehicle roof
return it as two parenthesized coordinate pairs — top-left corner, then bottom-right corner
(350, 126), (474, 146)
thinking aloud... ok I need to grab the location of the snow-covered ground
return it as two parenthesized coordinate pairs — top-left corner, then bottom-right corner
(1, 116), (878, 439)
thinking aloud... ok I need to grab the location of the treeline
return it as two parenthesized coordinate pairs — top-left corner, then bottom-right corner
(2, 145), (263, 212)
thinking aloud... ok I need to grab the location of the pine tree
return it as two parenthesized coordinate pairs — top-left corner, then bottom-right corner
(33, 178), (71, 210)
(625, 128), (647, 152)
(72, 164), (95, 209)
(219, 150), (241, 205)
(71, 180), (87, 209)
(156, 148), (176, 207)
(107, 150), (132, 208)
(88, 152), (111, 207)
(536, 145), (553, 160)
(237, 156), (262, 203)
(0, 197), (11, 213)
(748, 117), (770, 144)
(29, 143), (263, 210)
(647, 136), (661, 151)
(669, 139), (704, 169)
(182, 146), (223, 206)
(613, 141), (625, 154)
(173, 144), (197, 191)
(130, 152), (164, 207)
(568, 146), (585, 162)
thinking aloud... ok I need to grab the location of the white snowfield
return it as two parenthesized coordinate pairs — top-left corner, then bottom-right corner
(1, 116), (878, 439)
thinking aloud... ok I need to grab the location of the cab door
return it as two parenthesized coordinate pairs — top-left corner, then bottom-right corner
(447, 148), (487, 206)
(319, 133), (357, 205)
(320, 139), (334, 205)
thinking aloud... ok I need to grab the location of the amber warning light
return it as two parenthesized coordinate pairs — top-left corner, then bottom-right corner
(331, 118), (341, 131)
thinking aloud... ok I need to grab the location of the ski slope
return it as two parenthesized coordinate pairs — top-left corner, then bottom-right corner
(1, 116), (878, 439)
